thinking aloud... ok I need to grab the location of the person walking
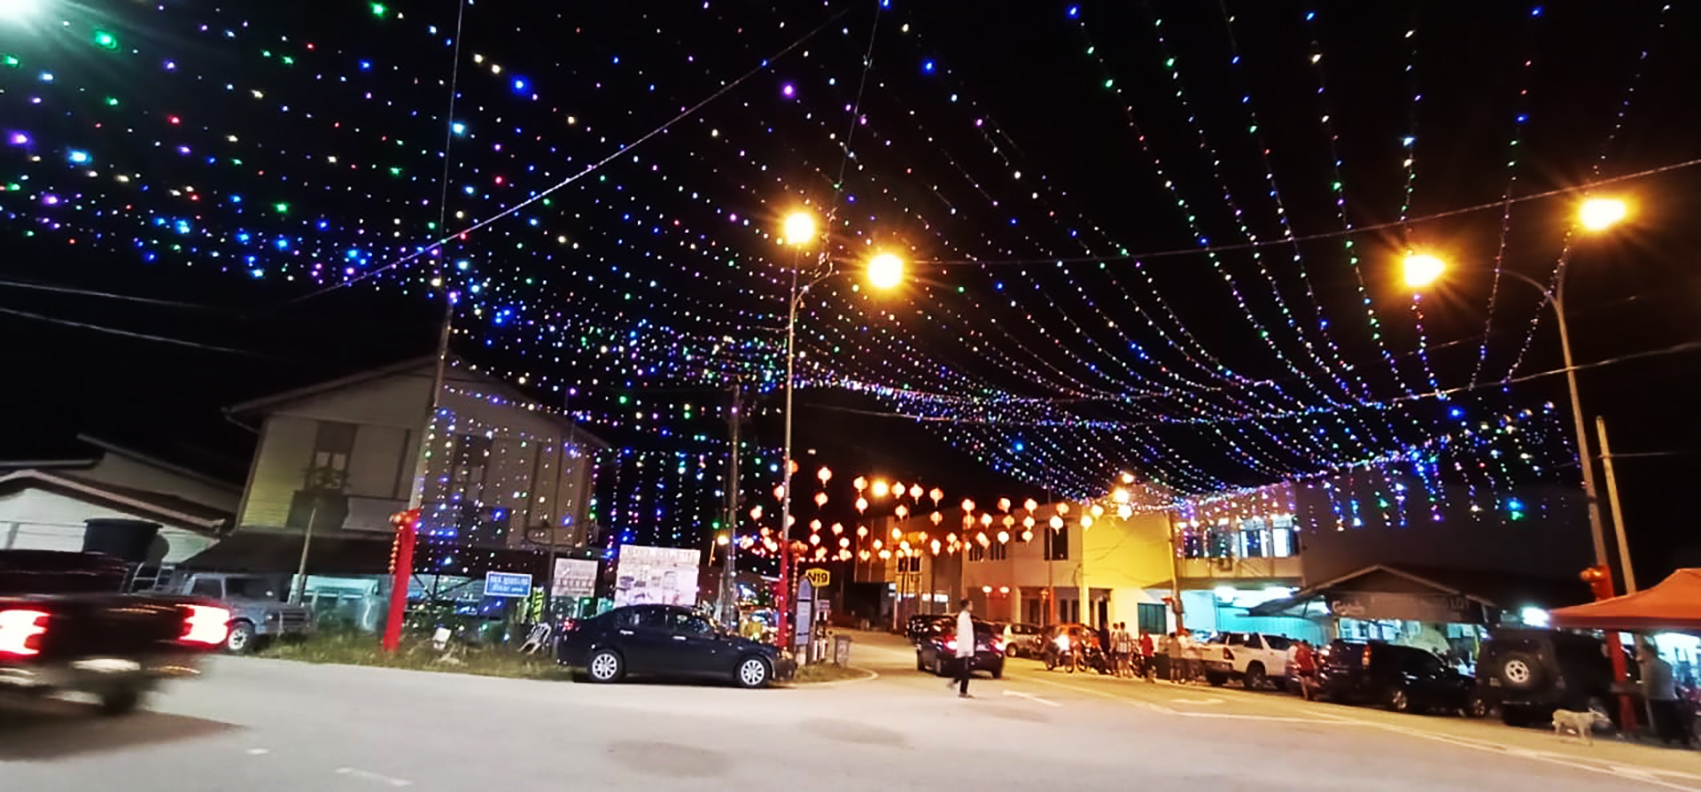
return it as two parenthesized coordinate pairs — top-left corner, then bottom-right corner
(1292, 640), (1318, 701)
(951, 598), (976, 699)
(1138, 630), (1156, 682)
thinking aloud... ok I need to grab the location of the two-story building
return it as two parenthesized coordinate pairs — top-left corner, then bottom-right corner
(186, 356), (606, 610)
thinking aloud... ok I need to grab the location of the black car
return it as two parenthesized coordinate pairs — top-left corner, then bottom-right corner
(1476, 628), (1636, 727)
(557, 605), (794, 688)
(906, 613), (950, 643)
(1317, 640), (1482, 716)
(915, 618), (1004, 679)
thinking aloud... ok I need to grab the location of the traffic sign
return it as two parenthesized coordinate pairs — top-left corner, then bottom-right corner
(484, 571), (533, 598)
(803, 568), (831, 587)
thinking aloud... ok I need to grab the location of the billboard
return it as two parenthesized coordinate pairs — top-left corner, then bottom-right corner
(552, 558), (599, 598)
(613, 544), (701, 607)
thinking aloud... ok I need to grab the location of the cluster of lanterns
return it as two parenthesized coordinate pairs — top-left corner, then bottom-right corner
(736, 467), (1173, 562)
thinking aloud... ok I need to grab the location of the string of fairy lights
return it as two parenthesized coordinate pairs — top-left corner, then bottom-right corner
(0, 1), (1684, 560)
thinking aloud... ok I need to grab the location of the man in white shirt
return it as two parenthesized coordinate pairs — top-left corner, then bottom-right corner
(952, 599), (976, 698)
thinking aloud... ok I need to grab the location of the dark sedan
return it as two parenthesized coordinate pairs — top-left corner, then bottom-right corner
(915, 618), (1003, 679)
(557, 605), (794, 688)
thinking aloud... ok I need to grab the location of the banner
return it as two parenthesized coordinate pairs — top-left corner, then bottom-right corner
(552, 558), (599, 598)
(613, 545), (701, 607)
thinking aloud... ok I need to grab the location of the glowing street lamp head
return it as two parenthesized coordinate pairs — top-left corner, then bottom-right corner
(1402, 252), (1447, 289)
(866, 252), (904, 290)
(1578, 196), (1628, 233)
(781, 212), (816, 246)
(0, 0), (39, 20)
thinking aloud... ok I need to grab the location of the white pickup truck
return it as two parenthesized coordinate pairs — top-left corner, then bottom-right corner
(1199, 632), (1292, 690)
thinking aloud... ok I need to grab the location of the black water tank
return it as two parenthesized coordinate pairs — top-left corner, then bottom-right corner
(82, 518), (160, 564)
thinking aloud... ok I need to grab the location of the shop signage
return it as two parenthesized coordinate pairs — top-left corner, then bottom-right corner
(1326, 591), (1482, 624)
(804, 568), (831, 587)
(484, 571), (533, 598)
(551, 558), (599, 598)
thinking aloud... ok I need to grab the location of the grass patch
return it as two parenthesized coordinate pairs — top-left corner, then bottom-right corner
(790, 663), (872, 684)
(260, 631), (572, 682)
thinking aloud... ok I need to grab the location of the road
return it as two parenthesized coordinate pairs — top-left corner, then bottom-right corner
(2, 631), (1696, 791)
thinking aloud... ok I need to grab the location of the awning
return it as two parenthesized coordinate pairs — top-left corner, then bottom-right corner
(1549, 568), (1701, 633)
(1247, 564), (1586, 623)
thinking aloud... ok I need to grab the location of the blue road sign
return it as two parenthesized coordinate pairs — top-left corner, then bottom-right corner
(485, 571), (533, 598)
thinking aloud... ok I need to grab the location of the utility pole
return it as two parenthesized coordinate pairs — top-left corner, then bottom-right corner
(1595, 416), (1638, 594)
(721, 383), (743, 625)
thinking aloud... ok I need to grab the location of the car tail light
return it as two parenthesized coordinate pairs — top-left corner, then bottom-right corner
(945, 638), (957, 652)
(0, 609), (49, 657)
(560, 618), (579, 633)
(992, 639), (1004, 654)
(180, 605), (231, 646)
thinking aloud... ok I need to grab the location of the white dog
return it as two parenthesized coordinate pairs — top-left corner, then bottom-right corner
(1551, 709), (1611, 745)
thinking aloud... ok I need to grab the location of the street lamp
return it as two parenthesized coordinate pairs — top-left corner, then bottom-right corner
(773, 208), (903, 651)
(0, 0), (39, 21)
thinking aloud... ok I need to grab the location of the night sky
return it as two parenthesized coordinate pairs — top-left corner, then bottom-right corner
(2, 2), (1699, 577)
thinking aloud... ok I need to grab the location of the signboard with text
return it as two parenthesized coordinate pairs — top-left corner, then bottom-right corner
(484, 571), (533, 598)
(1326, 591), (1483, 624)
(551, 558), (599, 598)
(614, 544), (701, 607)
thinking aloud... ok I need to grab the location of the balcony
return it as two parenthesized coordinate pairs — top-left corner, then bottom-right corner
(1178, 555), (1302, 583)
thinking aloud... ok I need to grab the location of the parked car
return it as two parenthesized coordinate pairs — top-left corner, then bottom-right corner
(1476, 627), (1636, 727)
(557, 604), (794, 688)
(906, 613), (950, 643)
(1200, 631), (1291, 689)
(153, 572), (312, 654)
(998, 622), (1044, 658)
(915, 617), (1003, 679)
(1317, 640), (1483, 716)
(1, 550), (229, 715)
(1039, 623), (1108, 674)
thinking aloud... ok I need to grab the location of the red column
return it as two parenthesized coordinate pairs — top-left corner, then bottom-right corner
(381, 509), (420, 653)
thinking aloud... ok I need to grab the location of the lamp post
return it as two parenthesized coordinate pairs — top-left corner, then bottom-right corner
(772, 210), (904, 651)
(1404, 195), (1635, 727)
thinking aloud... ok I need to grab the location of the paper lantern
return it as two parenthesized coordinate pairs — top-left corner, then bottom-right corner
(773, 485), (786, 500)
(856, 525), (868, 538)
(930, 540), (942, 555)
(1080, 515), (1094, 529)
(750, 505), (764, 521)
(895, 504), (909, 520)
(1049, 515), (1064, 530)
(813, 492), (829, 508)
(1021, 529), (1034, 542)
(930, 511), (943, 526)
(856, 496), (869, 514)
(809, 519), (822, 532)
(980, 513), (994, 527)
(817, 466), (832, 485)
(998, 497), (1011, 512)
(909, 484), (923, 500)
(853, 476), (867, 492)
(1023, 498), (1039, 512)
(1022, 515), (1035, 529)
(1002, 515), (1015, 528)
(892, 481), (906, 498)
(996, 530), (1010, 544)
(1057, 502), (1070, 515)
(961, 498), (975, 513)
(831, 522), (844, 534)
(929, 488), (944, 505)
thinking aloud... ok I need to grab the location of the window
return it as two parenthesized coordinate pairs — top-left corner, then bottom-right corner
(1264, 635), (1292, 651)
(1044, 528), (1068, 560)
(305, 421), (357, 490)
(1136, 603), (1166, 635)
(967, 544), (985, 562)
(452, 434), (493, 481)
(669, 611), (713, 636)
(191, 578), (223, 598)
(630, 607), (670, 630)
(988, 541), (1008, 561)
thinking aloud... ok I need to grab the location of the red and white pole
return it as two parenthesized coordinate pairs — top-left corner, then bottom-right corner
(381, 509), (420, 653)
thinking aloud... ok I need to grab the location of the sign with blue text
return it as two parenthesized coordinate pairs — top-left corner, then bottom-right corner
(485, 571), (533, 598)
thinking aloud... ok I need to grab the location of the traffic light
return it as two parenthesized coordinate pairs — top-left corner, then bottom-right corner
(1579, 565), (1615, 600)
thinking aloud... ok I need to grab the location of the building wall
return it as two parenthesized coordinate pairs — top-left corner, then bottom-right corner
(236, 366), (596, 547)
(1295, 476), (1592, 583)
(0, 488), (215, 562)
(1082, 510), (1174, 629)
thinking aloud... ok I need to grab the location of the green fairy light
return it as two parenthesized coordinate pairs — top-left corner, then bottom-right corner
(370, 3), (388, 17)
(93, 30), (118, 50)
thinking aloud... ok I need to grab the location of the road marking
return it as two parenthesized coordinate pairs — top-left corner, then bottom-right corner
(1002, 689), (1062, 708)
(1170, 697), (1223, 705)
(335, 767), (414, 788)
(245, 748), (270, 756)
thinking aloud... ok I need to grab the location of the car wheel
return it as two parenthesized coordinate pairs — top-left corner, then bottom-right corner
(992, 662), (1004, 680)
(1463, 693), (1488, 719)
(1244, 663), (1267, 690)
(1387, 687), (1411, 713)
(933, 656), (944, 676)
(735, 656), (772, 689)
(1044, 654), (1056, 671)
(97, 686), (143, 717)
(225, 620), (256, 654)
(1492, 651), (1544, 692)
(587, 649), (624, 683)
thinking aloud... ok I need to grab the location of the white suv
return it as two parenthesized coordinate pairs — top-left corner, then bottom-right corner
(1200, 632), (1292, 690)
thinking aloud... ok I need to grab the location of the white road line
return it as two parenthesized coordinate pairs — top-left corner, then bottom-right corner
(335, 767), (414, 788)
(1002, 689), (1062, 708)
(245, 748), (270, 756)
(1170, 697), (1223, 705)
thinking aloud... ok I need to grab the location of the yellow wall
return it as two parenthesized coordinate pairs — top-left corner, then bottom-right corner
(1083, 510), (1175, 627)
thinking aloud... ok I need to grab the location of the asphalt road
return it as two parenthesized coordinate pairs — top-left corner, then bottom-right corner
(3, 631), (1697, 791)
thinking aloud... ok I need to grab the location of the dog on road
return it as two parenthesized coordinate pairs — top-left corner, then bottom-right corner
(1551, 709), (1611, 745)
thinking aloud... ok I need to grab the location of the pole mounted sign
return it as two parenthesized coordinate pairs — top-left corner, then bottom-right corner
(484, 571), (534, 598)
(803, 567), (831, 588)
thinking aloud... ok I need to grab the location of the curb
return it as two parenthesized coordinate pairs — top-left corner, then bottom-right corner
(785, 666), (880, 688)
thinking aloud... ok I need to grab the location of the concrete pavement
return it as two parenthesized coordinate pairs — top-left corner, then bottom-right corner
(1, 630), (1695, 791)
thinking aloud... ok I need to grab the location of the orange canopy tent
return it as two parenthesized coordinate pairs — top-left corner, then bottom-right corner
(1548, 568), (1701, 633)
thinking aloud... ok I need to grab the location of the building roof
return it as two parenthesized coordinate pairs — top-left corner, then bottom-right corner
(226, 355), (607, 448)
(0, 434), (244, 489)
(180, 529), (553, 578)
(0, 469), (230, 533)
(1248, 563), (1588, 617)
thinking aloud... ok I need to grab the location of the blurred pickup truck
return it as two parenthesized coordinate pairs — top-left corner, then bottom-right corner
(1200, 631), (1293, 689)
(1, 550), (229, 715)
(150, 572), (313, 654)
